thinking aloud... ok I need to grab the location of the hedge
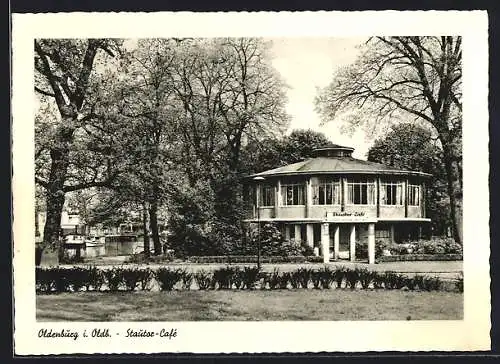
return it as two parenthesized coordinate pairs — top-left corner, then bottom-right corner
(35, 266), (463, 293)
(377, 254), (463, 263)
(186, 255), (324, 264)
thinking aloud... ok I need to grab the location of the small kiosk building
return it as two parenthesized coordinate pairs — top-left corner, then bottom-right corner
(245, 145), (431, 264)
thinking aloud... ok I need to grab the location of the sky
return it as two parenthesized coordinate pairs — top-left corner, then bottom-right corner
(123, 37), (371, 158)
(268, 37), (369, 158)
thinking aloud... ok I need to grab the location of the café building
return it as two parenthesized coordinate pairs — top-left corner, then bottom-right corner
(245, 145), (431, 264)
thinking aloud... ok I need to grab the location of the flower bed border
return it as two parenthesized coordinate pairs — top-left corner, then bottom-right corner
(376, 254), (463, 263)
(187, 255), (324, 264)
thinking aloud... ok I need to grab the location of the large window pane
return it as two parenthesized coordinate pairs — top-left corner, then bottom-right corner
(408, 185), (420, 206)
(312, 179), (341, 205)
(259, 185), (275, 207)
(281, 183), (305, 206)
(319, 185), (325, 204)
(347, 179), (375, 205)
(381, 181), (403, 205)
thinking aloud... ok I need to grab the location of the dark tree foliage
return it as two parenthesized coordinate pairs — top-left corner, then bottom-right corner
(367, 123), (450, 236)
(35, 39), (124, 261)
(242, 129), (334, 174)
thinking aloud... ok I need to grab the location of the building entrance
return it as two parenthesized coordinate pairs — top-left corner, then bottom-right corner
(327, 224), (351, 260)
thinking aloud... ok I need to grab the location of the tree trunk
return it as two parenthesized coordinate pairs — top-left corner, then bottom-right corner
(442, 144), (462, 245)
(35, 206), (40, 238)
(149, 200), (161, 255)
(142, 201), (150, 258)
(42, 142), (72, 263)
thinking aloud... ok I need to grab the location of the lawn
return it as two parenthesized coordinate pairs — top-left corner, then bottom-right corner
(37, 290), (463, 321)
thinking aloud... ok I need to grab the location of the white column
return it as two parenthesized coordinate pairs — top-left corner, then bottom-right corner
(294, 224), (302, 244)
(284, 225), (291, 241)
(306, 224), (314, 248)
(342, 177), (347, 210)
(390, 224), (395, 244)
(368, 223), (375, 264)
(275, 179), (281, 218)
(333, 225), (340, 260)
(349, 224), (356, 262)
(255, 184), (260, 208)
(306, 178), (312, 217)
(321, 223), (330, 264)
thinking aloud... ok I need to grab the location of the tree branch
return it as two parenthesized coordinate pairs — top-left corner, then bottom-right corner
(34, 86), (55, 98)
(35, 176), (49, 188)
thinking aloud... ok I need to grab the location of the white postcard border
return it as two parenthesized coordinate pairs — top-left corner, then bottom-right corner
(12, 10), (490, 354)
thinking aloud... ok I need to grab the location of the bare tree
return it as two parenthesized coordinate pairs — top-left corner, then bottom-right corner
(168, 38), (290, 183)
(118, 39), (179, 255)
(316, 36), (462, 244)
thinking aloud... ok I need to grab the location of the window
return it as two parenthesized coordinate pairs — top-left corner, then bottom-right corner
(380, 181), (403, 205)
(408, 184), (421, 206)
(259, 185), (275, 207)
(281, 184), (305, 206)
(347, 179), (375, 205)
(375, 229), (391, 239)
(312, 179), (341, 205)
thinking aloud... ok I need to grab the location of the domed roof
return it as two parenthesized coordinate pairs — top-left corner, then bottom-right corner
(312, 145), (354, 158)
(248, 144), (431, 179)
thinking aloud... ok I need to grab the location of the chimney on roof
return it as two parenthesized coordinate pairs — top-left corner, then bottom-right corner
(313, 145), (354, 158)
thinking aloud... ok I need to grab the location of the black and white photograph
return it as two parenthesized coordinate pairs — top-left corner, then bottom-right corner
(12, 11), (490, 354)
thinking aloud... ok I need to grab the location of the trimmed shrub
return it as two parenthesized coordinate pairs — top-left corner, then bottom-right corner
(265, 269), (281, 290)
(289, 270), (301, 289)
(383, 271), (406, 290)
(194, 270), (212, 290)
(333, 268), (346, 289)
(242, 266), (260, 290)
(372, 272), (385, 289)
(34, 266), (454, 293)
(155, 268), (183, 291)
(358, 268), (377, 289)
(232, 267), (245, 289)
(421, 276), (442, 291)
(319, 267), (334, 289)
(413, 274), (425, 291)
(294, 268), (312, 289)
(213, 266), (236, 290)
(278, 272), (290, 289)
(52, 267), (72, 293)
(180, 270), (194, 290)
(137, 268), (154, 291)
(122, 268), (147, 291)
(344, 268), (360, 290)
(311, 270), (322, 289)
(405, 276), (418, 291)
(36, 267), (55, 293)
(103, 268), (124, 292)
(66, 267), (89, 292)
(87, 266), (105, 291)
